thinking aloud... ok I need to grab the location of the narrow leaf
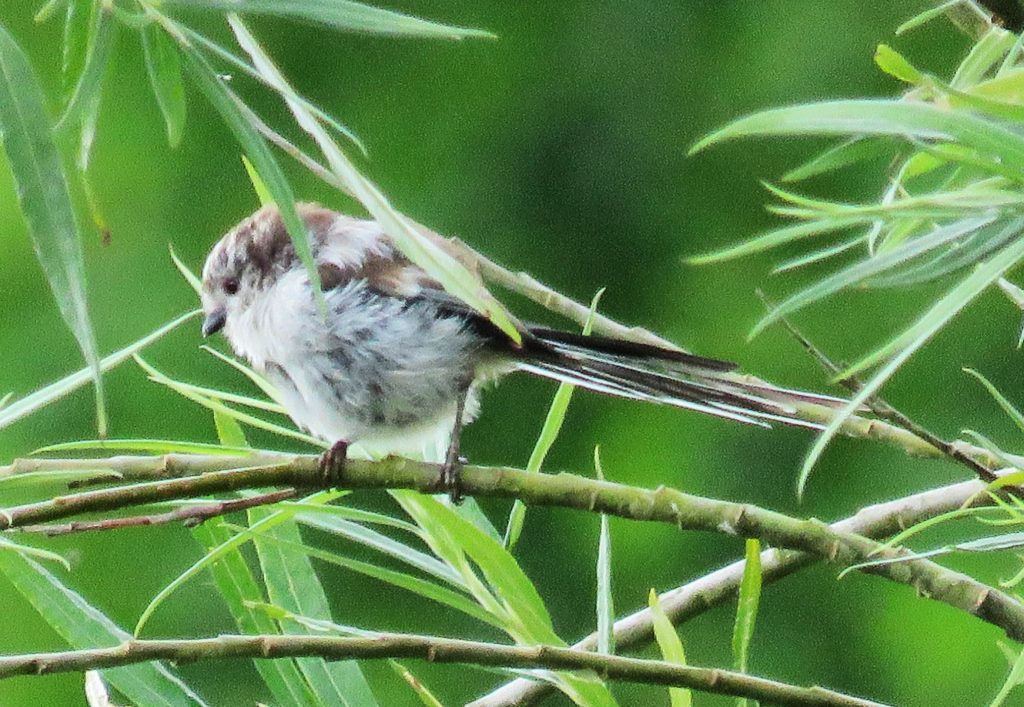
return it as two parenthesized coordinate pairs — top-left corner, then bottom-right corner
(0, 25), (106, 433)
(505, 289), (603, 547)
(0, 552), (207, 705)
(0, 310), (196, 432)
(163, 0), (494, 40)
(249, 505), (379, 706)
(141, 23), (187, 148)
(649, 589), (692, 707)
(732, 538), (762, 694)
(191, 520), (317, 707)
(595, 447), (614, 656)
(691, 100), (1024, 182)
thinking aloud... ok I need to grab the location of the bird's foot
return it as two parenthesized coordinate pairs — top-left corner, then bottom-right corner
(319, 440), (349, 489)
(440, 452), (466, 505)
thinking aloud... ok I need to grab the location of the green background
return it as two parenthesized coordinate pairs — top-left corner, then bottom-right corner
(0, 1), (1018, 705)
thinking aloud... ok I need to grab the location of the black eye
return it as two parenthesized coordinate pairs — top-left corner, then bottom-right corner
(223, 277), (239, 296)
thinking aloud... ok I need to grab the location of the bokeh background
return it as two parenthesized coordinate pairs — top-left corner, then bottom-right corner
(1, 1), (1020, 704)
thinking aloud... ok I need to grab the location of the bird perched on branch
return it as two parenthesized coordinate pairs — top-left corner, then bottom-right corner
(200, 203), (833, 500)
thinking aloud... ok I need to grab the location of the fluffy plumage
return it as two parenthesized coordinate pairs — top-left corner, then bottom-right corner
(200, 203), (829, 461)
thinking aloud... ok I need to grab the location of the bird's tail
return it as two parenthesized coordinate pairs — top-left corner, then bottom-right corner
(515, 327), (845, 429)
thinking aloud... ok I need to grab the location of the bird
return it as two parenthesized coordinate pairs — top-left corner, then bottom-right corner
(200, 202), (833, 500)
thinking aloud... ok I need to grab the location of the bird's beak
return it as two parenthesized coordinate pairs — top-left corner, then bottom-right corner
(202, 309), (227, 337)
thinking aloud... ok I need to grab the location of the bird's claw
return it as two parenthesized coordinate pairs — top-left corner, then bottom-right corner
(319, 440), (349, 489)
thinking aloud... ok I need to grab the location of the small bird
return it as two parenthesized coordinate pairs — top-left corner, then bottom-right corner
(200, 203), (828, 499)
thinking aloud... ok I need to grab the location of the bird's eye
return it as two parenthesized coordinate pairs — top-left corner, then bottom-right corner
(223, 277), (240, 296)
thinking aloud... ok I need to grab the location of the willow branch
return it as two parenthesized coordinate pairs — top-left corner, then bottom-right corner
(0, 633), (885, 706)
(474, 476), (998, 706)
(3, 454), (1023, 642)
(15, 489), (296, 536)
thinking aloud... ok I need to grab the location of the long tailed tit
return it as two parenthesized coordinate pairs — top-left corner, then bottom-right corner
(200, 203), (827, 499)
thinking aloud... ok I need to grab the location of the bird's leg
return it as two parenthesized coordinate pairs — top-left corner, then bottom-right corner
(440, 387), (469, 504)
(319, 439), (349, 489)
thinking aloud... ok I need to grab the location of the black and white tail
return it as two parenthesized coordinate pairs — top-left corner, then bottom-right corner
(517, 328), (842, 429)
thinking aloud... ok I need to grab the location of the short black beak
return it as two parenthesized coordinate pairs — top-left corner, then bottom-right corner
(202, 309), (227, 338)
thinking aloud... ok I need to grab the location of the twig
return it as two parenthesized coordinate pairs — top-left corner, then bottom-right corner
(757, 290), (1005, 485)
(0, 632), (886, 706)
(3, 454), (1024, 642)
(474, 476), (998, 706)
(14, 489), (296, 536)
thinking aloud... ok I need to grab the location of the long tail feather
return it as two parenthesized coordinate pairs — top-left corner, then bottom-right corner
(519, 328), (841, 430)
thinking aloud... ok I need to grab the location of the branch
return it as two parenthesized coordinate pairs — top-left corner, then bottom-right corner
(475, 476), (997, 706)
(0, 633), (887, 706)
(3, 454), (1023, 643)
(15, 489), (296, 535)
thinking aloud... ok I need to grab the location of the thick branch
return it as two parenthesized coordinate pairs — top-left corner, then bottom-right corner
(3, 454), (1023, 643)
(0, 633), (886, 706)
(475, 476), (997, 706)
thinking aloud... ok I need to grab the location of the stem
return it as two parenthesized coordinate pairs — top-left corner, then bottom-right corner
(0, 633), (886, 706)
(3, 454), (1023, 642)
(474, 476), (997, 706)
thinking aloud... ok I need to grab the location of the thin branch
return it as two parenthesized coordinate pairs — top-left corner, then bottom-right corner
(0, 633), (886, 706)
(3, 454), (1024, 642)
(475, 476), (997, 706)
(14, 489), (296, 536)
(758, 290), (1006, 486)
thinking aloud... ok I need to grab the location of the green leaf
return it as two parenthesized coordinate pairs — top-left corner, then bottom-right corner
(798, 234), (1024, 496)
(228, 17), (522, 343)
(732, 538), (762, 698)
(875, 44), (924, 84)
(691, 100), (1024, 182)
(965, 368), (1024, 434)
(0, 552), (207, 705)
(0, 308), (196, 433)
(781, 137), (894, 182)
(752, 216), (995, 338)
(135, 354), (325, 447)
(991, 645), (1024, 707)
(61, 0), (94, 95)
(34, 0), (66, 24)
(688, 217), (864, 265)
(0, 25), (106, 434)
(297, 512), (464, 588)
(201, 345), (286, 407)
(594, 447), (614, 656)
(649, 589), (691, 707)
(238, 519), (502, 629)
(214, 409), (248, 447)
(177, 38), (326, 314)
(56, 4), (114, 131)
(505, 289), (603, 547)
(163, 0), (494, 40)
(33, 438), (255, 456)
(395, 492), (555, 642)
(242, 154), (274, 207)
(249, 506), (379, 707)
(141, 23), (186, 148)
(391, 662), (444, 707)
(191, 520), (317, 707)
(896, 1), (959, 35)
(0, 536), (70, 570)
(951, 28), (1014, 89)
(135, 490), (340, 636)
(169, 247), (203, 298)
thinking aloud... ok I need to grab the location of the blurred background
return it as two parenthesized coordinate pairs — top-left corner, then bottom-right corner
(1, 1), (1019, 704)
